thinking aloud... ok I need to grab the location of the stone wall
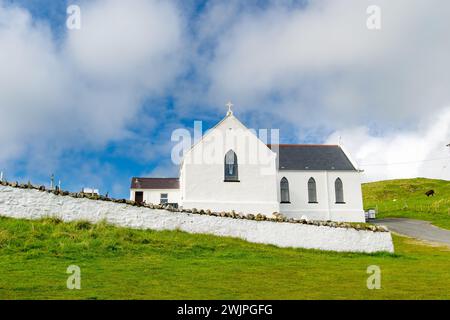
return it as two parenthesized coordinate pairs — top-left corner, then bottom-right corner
(0, 184), (394, 253)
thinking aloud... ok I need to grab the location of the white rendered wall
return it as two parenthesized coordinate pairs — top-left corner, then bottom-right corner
(181, 115), (279, 215)
(130, 189), (180, 205)
(278, 171), (365, 222)
(0, 186), (394, 253)
(279, 171), (330, 220)
(326, 171), (365, 222)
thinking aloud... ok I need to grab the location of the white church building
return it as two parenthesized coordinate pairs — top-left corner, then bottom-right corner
(130, 105), (365, 222)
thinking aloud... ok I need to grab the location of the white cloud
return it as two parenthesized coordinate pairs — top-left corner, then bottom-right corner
(189, 0), (450, 181)
(1, 0), (450, 186)
(326, 107), (450, 182)
(200, 0), (450, 128)
(0, 0), (184, 170)
(0, 4), (67, 162)
(66, 0), (183, 91)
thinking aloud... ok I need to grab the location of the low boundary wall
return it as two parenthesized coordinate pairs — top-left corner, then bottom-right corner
(0, 186), (394, 253)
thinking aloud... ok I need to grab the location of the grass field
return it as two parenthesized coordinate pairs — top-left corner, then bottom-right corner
(363, 178), (450, 229)
(0, 216), (449, 299)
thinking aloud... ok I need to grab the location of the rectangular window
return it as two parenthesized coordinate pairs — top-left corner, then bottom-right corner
(160, 193), (168, 205)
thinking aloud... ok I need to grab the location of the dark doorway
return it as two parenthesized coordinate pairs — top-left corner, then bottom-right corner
(135, 191), (144, 204)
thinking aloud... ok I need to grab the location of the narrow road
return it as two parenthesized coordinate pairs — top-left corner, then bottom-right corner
(372, 218), (450, 245)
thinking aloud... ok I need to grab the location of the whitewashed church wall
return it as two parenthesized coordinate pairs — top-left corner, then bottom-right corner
(279, 171), (330, 220)
(326, 171), (365, 222)
(278, 170), (365, 222)
(182, 163), (279, 214)
(181, 115), (280, 215)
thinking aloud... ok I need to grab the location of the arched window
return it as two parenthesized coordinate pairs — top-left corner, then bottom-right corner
(224, 150), (239, 181)
(335, 178), (344, 203)
(280, 177), (290, 203)
(308, 177), (317, 203)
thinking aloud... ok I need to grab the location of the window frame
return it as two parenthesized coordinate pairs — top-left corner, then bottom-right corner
(308, 177), (318, 204)
(280, 177), (290, 204)
(224, 150), (239, 182)
(335, 178), (345, 204)
(160, 193), (168, 205)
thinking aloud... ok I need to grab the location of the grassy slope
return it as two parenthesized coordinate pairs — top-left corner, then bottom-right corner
(0, 217), (449, 299)
(362, 178), (450, 229)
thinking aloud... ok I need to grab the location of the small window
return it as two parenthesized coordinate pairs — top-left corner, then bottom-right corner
(160, 193), (168, 205)
(308, 177), (317, 203)
(335, 178), (344, 203)
(280, 177), (290, 203)
(224, 150), (239, 181)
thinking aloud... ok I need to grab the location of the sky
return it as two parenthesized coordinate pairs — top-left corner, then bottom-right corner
(0, 0), (450, 199)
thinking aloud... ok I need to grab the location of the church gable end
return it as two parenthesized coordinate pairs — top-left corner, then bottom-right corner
(130, 104), (364, 223)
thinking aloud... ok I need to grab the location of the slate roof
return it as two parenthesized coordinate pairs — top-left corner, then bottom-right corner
(130, 177), (179, 189)
(268, 144), (357, 171)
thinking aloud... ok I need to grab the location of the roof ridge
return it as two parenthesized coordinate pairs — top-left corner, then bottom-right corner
(133, 177), (179, 180)
(267, 144), (339, 147)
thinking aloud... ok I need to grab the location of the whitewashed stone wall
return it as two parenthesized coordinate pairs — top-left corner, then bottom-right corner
(0, 186), (394, 253)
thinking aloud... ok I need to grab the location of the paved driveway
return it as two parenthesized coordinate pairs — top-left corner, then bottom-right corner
(372, 218), (450, 245)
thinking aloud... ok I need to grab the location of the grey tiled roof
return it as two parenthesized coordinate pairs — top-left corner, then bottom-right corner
(130, 177), (179, 189)
(268, 144), (357, 171)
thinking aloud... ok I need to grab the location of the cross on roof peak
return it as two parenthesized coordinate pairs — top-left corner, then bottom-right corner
(226, 101), (234, 116)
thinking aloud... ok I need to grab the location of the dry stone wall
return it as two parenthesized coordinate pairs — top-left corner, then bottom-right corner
(0, 182), (394, 253)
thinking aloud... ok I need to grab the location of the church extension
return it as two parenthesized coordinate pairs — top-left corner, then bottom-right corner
(130, 105), (365, 223)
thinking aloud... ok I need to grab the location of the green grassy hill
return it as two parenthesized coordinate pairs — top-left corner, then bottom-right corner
(0, 216), (449, 299)
(1, 178), (450, 299)
(362, 178), (450, 229)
